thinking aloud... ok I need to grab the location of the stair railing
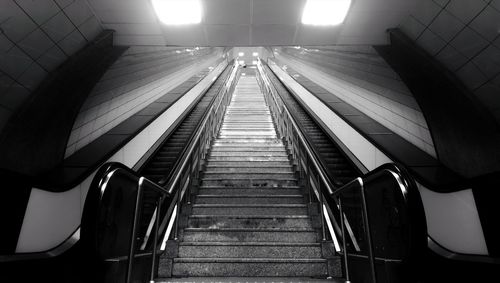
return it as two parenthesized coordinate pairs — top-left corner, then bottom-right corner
(83, 60), (239, 283)
(256, 59), (426, 283)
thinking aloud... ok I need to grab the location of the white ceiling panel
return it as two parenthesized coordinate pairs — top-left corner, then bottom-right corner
(203, 0), (251, 25)
(95, 10), (157, 24)
(295, 25), (343, 45)
(252, 0), (304, 25)
(206, 25), (250, 46)
(252, 24), (297, 45)
(162, 25), (206, 46)
(104, 23), (163, 35)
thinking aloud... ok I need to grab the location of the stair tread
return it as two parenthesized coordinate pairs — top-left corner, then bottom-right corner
(179, 242), (321, 246)
(189, 215), (309, 218)
(192, 204), (307, 207)
(184, 227), (316, 232)
(174, 258), (327, 263)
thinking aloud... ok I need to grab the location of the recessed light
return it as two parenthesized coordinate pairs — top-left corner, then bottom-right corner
(302, 0), (351, 26)
(242, 73), (246, 76)
(238, 52), (245, 56)
(252, 52), (259, 57)
(252, 60), (258, 65)
(152, 0), (202, 25)
(239, 60), (245, 65)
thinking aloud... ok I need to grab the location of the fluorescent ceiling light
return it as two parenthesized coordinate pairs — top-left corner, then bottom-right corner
(252, 60), (258, 65)
(242, 73), (246, 76)
(152, 0), (202, 25)
(238, 52), (245, 56)
(302, 0), (351, 26)
(252, 52), (259, 57)
(239, 60), (245, 65)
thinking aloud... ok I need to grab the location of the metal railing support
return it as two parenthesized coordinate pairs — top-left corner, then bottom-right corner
(150, 196), (162, 283)
(126, 184), (143, 283)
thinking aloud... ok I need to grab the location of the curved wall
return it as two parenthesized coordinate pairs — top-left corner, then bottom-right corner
(274, 47), (437, 158)
(0, 0), (103, 134)
(65, 47), (223, 156)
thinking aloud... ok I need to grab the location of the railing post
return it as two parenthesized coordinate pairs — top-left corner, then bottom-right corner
(339, 196), (351, 283)
(150, 196), (162, 283)
(173, 183), (181, 240)
(318, 175), (326, 241)
(187, 156), (193, 205)
(126, 183), (143, 283)
(360, 185), (377, 283)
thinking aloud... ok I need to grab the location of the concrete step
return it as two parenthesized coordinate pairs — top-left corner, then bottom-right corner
(205, 161), (291, 167)
(213, 140), (283, 145)
(155, 277), (345, 283)
(170, 258), (328, 277)
(210, 147), (287, 152)
(191, 204), (308, 216)
(198, 186), (302, 195)
(201, 178), (298, 187)
(203, 166), (293, 173)
(187, 215), (312, 229)
(202, 173), (296, 179)
(207, 156), (290, 162)
(181, 228), (318, 243)
(218, 135), (278, 139)
(178, 242), (322, 258)
(196, 194), (303, 203)
(209, 151), (288, 157)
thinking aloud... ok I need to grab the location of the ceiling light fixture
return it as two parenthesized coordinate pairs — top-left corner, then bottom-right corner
(252, 60), (258, 65)
(302, 0), (351, 26)
(238, 52), (245, 56)
(152, 0), (202, 25)
(252, 52), (259, 57)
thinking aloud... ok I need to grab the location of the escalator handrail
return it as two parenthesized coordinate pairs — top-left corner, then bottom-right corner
(162, 60), (239, 195)
(155, 60), (234, 185)
(256, 59), (337, 197)
(94, 162), (169, 199)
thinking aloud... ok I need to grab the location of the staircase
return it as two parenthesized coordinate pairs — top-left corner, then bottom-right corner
(159, 74), (340, 278)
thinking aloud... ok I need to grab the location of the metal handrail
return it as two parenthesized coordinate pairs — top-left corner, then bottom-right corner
(256, 59), (426, 283)
(160, 60), (239, 242)
(85, 162), (169, 283)
(163, 61), (239, 196)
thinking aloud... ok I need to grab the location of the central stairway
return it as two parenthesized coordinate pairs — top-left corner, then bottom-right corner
(160, 74), (339, 278)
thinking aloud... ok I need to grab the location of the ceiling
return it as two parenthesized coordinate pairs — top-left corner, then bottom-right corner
(88, 0), (418, 46)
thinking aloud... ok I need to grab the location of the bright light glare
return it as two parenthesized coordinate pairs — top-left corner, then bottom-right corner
(252, 52), (259, 57)
(302, 0), (351, 26)
(238, 52), (245, 56)
(242, 73), (246, 76)
(152, 0), (202, 25)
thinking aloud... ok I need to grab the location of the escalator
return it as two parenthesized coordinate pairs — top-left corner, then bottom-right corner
(131, 64), (234, 246)
(260, 63), (361, 187)
(139, 65), (233, 183)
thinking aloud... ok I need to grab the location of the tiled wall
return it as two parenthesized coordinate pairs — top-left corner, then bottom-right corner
(65, 47), (224, 157)
(399, 0), (500, 122)
(275, 46), (437, 157)
(0, 0), (103, 133)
